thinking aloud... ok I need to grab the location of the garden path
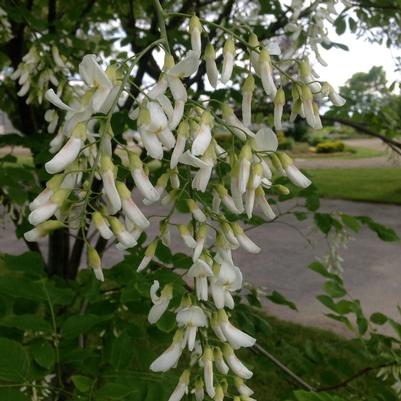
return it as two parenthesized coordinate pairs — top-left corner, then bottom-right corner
(1, 198), (400, 335)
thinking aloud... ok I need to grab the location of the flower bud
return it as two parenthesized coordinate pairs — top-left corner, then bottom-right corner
(87, 246), (104, 281)
(221, 38), (235, 83)
(203, 43), (218, 88)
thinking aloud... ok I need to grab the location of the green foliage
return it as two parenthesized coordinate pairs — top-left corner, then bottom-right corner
(315, 141), (345, 154)
(307, 168), (401, 205)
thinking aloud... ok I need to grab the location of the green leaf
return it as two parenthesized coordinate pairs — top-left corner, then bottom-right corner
(294, 212), (308, 221)
(266, 291), (297, 311)
(308, 262), (342, 283)
(31, 340), (55, 369)
(0, 277), (45, 301)
(95, 383), (139, 400)
(370, 312), (388, 325)
(305, 194), (320, 211)
(72, 375), (93, 393)
(0, 389), (30, 401)
(314, 213), (334, 234)
(61, 314), (111, 339)
(335, 17), (346, 35)
(358, 216), (399, 242)
(144, 383), (165, 401)
(110, 333), (134, 370)
(0, 314), (52, 333)
(0, 337), (30, 382)
(357, 316), (368, 336)
(0, 252), (46, 277)
(323, 281), (346, 298)
(156, 311), (176, 333)
(340, 214), (360, 233)
(389, 319), (401, 339)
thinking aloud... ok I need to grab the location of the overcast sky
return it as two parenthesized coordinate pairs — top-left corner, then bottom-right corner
(314, 30), (401, 90)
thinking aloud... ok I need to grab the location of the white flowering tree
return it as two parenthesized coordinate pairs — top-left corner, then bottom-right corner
(0, 1), (401, 401)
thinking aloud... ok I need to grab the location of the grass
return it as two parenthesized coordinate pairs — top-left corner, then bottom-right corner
(290, 144), (384, 160)
(306, 168), (401, 205)
(245, 314), (394, 400)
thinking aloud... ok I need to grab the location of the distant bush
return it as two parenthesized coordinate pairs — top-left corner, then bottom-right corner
(316, 140), (346, 153)
(306, 132), (328, 146)
(278, 136), (294, 150)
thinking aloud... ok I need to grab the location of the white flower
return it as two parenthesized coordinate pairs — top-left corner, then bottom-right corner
(238, 144), (252, 194)
(193, 378), (204, 401)
(150, 330), (185, 372)
(221, 222), (239, 247)
(45, 89), (74, 111)
(301, 85), (317, 128)
(299, 59), (321, 93)
(189, 16), (202, 56)
(321, 81), (346, 106)
(278, 152), (311, 189)
(176, 306), (207, 351)
(148, 281), (173, 324)
(187, 199), (206, 223)
(100, 156), (121, 215)
(109, 217), (137, 248)
(171, 121), (189, 168)
(187, 258), (213, 301)
(214, 347), (229, 374)
(192, 111), (213, 156)
(28, 189), (69, 226)
(214, 184), (240, 214)
(168, 51), (200, 79)
(259, 48), (277, 97)
(30, 174), (63, 211)
(137, 241), (158, 272)
(79, 54), (113, 113)
(217, 309), (256, 349)
(242, 75), (255, 127)
(141, 130), (164, 160)
(167, 370), (190, 401)
(223, 344), (253, 379)
(193, 224), (208, 261)
(255, 187), (276, 221)
(117, 183), (149, 229)
(201, 347), (215, 398)
(87, 246), (104, 282)
(178, 225), (197, 248)
(210, 261), (242, 309)
(222, 103), (254, 141)
(178, 150), (210, 169)
(129, 153), (160, 202)
(148, 75), (168, 99)
(251, 126), (278, 153)
(24, 220), (63, 242)
(92, 212), (113, 240)
(45, 135), (82, 174)
(44, 109), (59, 133)
(231, 223), (261, 254)
(235, 377), (254, 396)
(221, 38), (235, 83)
(248, 33), (260, 75)
(203, 43), (218, 88)
(274, 88), (285, 131)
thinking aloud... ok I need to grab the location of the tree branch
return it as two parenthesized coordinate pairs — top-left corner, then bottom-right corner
(322, 115), (401, 155)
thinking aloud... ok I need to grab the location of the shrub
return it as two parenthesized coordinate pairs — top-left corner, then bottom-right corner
(316, 140), (346, 153)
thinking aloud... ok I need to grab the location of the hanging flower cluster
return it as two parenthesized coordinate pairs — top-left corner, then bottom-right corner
(22, 10), (346, 401)
(11, 43), (72, 114)
(284, 0), (348, 66)
(0, 7), (12, 43)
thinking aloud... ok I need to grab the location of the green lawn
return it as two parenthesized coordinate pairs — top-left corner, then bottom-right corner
(245, 314), (393, 400)
(290, 146), (384, 160)
(307, 168), (401, 204)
